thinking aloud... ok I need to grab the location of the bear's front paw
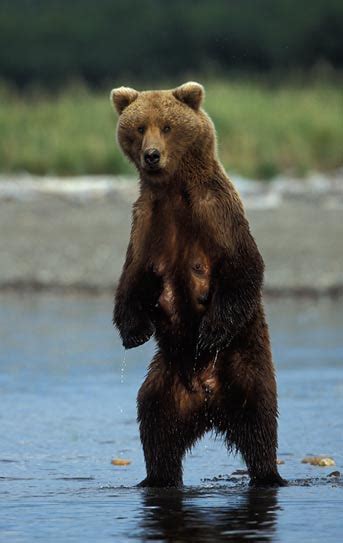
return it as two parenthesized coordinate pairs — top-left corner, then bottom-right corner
(121, 319), (155, 350)
(196, 316), (232, 356)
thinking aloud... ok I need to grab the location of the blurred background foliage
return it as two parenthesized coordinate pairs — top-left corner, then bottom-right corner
(1, 0), (343, 86)
(0, 0), (342, 178)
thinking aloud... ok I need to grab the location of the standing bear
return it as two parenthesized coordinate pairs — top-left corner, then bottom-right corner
(110, 82), (286, 487)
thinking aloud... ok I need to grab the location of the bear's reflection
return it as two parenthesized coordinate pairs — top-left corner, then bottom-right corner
(139, 486), (279, 542)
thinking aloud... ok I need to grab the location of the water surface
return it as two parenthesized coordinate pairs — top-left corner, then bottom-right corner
(0, 294), (342, 542)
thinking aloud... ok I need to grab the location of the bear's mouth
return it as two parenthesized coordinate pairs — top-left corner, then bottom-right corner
(143, 164), (163, 175)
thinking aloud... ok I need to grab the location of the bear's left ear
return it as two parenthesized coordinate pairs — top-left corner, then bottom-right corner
(110, 86), (139, 114)
(172, 81), (204, 110)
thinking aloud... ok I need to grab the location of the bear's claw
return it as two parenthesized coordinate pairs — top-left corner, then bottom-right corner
(123, 332), (152, 349)
(119, 317), (155, 350)
(137, 477), (183, 488)
(250, 474), (288, 487)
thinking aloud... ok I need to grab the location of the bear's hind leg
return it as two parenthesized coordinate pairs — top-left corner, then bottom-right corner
(137, 353), (206, 488)
(225, 403), (287, 486)
(217, 347), (287, 487)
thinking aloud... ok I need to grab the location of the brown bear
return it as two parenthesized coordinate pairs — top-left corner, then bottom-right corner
(110, 81), (286, 487)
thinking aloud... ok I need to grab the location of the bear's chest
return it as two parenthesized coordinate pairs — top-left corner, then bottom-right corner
(149, 208), (211, 318)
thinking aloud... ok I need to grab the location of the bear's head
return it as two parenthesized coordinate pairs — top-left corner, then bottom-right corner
(110, 82), (217, 184)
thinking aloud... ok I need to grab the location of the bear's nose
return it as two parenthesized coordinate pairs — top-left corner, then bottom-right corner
(144, 148), (160, 166)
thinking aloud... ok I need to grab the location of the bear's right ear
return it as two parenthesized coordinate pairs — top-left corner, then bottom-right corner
(110, 86), (139, 114)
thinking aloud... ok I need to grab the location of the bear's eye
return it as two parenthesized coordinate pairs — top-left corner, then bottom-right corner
(162, 125), (171, 133)
(137, 126), (145, 134)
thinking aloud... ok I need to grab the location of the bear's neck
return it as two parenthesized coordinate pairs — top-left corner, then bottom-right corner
(177, 145), (221, 185)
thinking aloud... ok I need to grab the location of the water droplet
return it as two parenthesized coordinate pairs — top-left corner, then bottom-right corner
(120, 348), (127, 384)
(212, 349), (219, 368)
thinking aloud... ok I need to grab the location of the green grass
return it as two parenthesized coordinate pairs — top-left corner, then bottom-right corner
(0, 79), (342, 179)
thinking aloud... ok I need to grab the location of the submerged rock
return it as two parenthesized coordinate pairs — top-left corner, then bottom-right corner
(111, 458), (131, 466)
(327, 471), (340, 477)
(302, 456), (335, 467)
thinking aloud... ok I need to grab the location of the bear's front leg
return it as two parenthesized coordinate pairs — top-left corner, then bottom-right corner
(197, 240), (264, 356)
(114, 296), (154, 349)
(114, 263), (162, 349)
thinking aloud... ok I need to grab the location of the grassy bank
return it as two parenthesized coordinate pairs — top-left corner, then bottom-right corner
(0, 79), (342, 179)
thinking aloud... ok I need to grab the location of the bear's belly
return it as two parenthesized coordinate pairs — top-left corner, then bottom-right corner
(189, 258), (211, 312)
(158, 277), (177, 318)
(153, 260), (178, 320)
(173, 363), (221, 416)
(153, 250), (211, 320)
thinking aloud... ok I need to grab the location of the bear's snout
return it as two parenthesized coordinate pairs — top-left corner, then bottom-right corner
(144, 148), (161, 167)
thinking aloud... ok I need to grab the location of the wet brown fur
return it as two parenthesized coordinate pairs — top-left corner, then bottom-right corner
(110, 82), (286, 487)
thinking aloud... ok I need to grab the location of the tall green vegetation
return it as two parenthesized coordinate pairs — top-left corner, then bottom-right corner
(1, 80), (342, 178)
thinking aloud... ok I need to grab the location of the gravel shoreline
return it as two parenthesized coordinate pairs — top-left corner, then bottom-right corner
(1, 174), (342, 297)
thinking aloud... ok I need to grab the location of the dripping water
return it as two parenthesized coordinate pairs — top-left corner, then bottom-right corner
(117, 348), (127, 414)
(212, 349), (219, 369)
(120, 348), (127, 384)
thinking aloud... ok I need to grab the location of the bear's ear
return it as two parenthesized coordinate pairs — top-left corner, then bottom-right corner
(110, 86), (139, 114)
(172, 81), (204, 110)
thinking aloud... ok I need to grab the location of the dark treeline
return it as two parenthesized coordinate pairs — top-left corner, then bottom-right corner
(1, 0), (342, 87)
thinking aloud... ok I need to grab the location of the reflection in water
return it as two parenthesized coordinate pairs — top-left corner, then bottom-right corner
(139, 486), (279, 542)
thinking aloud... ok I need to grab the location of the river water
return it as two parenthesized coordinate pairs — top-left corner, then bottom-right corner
(0, 294), (342, 542)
